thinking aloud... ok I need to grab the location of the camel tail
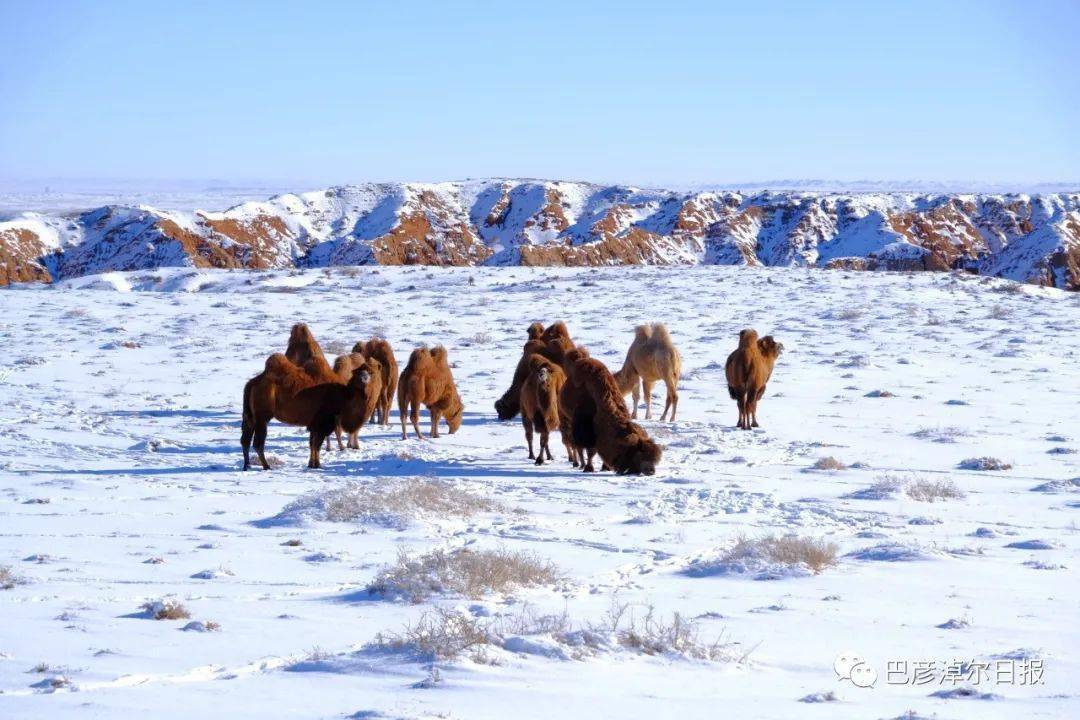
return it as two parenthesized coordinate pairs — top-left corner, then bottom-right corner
(727, 384), (738, 401)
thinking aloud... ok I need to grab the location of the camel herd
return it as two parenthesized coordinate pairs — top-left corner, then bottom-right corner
(240, 321), (784, 475)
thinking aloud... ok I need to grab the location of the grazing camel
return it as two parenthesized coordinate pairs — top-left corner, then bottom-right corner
(566, 352), (662, 475)
(398, 346), (464, 440)
(725, 329), (784, 429)
(329, 354), (384, 449)
(519, 354), (566, 465)
(613, 323), (682, 421)
(353, 338), (398, 426)
(241, 355), (378, 470)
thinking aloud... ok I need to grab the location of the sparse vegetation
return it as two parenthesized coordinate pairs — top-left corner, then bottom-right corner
(141, 599), (191, 620)
(810, 456), (846, 471)
(276, 478), (502, 528)
(959, 457), (1013, 471)
(368, 547), (561, 602)
(913, 426), (970, 443)
(719, 534), (839, 574)
(372, 601), (748, 664)
(906, 478), (966, 502)
(0, 565), (22, 590)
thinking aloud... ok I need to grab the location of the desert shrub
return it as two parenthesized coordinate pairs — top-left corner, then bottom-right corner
(959, 457), (1012, 471)
(844, 475), (906, 500)
(601, 602), (743, 661)
(906, 478), (966, 502)
(811, 456), (846, 471)
(141, 599), (191, 620)
(912, 426), (970, 443)
(720, 534), (839, 574)
(375, 607), (492, 660)
(368, 547), (560, 602)
(0, 566), (22, 590)
(270, 478), (501, 528)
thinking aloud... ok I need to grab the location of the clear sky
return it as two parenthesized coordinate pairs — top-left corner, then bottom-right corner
(1, 0), (1077, 187)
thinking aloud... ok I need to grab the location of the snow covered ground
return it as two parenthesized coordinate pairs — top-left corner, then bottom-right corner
(0, 266), (1077, 720)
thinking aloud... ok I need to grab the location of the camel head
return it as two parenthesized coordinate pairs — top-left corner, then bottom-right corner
(758, 336), (784, 359)
(613, 434), (662, 476)
(494, 396), (515, 421)
(447, 394), (464, 434)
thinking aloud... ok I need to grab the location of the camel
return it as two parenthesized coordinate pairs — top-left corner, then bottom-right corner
(495, 322), (572, 421)
(353, 338), (398, 426)
(241, 355), (378, 470)
(613, 323), (681, 421)
(398, 346), (464, 440)
(725, 329), (784, 429)
(566, 352), (662, 475)
(519, 354), (566, 465)
(328, 354), (384, 449)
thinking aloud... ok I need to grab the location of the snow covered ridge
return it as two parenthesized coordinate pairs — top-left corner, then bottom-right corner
(1, 179), (1078, 290)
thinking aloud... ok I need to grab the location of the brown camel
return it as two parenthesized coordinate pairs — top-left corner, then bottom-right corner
(241, 355), (377, 470)
(567, 352), (662, 475)
(284, 323), (336, 382)
(398, 346), (464, 440)
(353, 338), (398, 426)
(613, 323), (682, 421)
(328, 354), (384, 449)
(725, 329), (784, 429)
(519, 354), (566, 465)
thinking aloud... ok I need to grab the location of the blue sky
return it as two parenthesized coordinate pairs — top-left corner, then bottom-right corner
(1, 0), (1076, 186)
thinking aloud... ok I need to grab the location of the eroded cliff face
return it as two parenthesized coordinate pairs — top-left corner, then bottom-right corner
(1, 180), (1077, 290)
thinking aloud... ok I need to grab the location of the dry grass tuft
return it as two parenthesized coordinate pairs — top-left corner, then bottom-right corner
(375, 607), (493, 661)
(142, 599), (191, 620)
(959, 457), (1013, 471)
(373, 602), (748, 664)
(287, 478), (502, 528)
(906, 478), (966, 502)
(722, 534), (839, 574)
(811, 456), (847, 471)
(368, 547), (560, 602)
(0, 565), (23, 590)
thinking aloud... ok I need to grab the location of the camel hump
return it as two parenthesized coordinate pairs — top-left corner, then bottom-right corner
(351, 341), (366, 354)
(543, 321), (570, 341)
(651, 323), (672, 344)
(430, 345), (449, 364)
(526, 322), (545, 340)
(633, 324), (653, 343)
(738, 328), (759, 349)
(264, 353), (296, 376)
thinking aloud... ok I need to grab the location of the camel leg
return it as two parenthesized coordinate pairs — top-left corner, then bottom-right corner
(536, 426), (550, 466)
(631, 382), (640, 419)
(523, 415), (535, 459)
(583, 449), (596, 473)
(544, 439), (554, 461)
(661, 378), (678, 421)
(749, 393), (760, 428)
(399, 402), (408, 440)
(564, 440), (578, 466)
(735, 394), (746, 429)
(643, 379), (654, 419)
(241, 416), (254, 471)
(253, 420), (270, 470)
(411, 401), (423, 440)
(430, 408), (441, 438)
(335, 424), (345, 451)
(349, 430), (359, 449)
(308, 431), (322, 469)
